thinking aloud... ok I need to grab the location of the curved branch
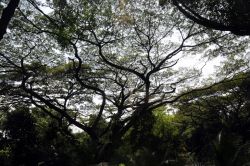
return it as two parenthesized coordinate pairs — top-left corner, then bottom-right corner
(172, 0), (250, 35)
(70, 41), (106, 131)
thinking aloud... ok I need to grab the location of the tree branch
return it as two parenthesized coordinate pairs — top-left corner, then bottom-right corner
(0, 0), (20, 40)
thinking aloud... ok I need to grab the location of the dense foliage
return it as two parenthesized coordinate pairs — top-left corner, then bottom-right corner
(1, 73), (249, 165)
(0, 0), (249, 165)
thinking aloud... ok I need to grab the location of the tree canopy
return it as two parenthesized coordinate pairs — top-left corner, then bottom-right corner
(0, 0), (250, 165)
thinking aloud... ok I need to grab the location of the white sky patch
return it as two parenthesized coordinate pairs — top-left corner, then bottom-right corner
(175, 53), (225, 77)
(39, 0), (54, 14)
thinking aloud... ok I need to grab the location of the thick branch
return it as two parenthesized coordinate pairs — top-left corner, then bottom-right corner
(0, 0), (20, 40)
(172, 0), (250, 35)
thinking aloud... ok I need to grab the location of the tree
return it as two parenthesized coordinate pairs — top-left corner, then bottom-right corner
(0, 0), (248, 163)
(0, 107), (40, 166)
(176, 71), (250, 165)
(161, 0), (250, 35)
(0, 106), (96, 166)
(127, 107), (190, 166)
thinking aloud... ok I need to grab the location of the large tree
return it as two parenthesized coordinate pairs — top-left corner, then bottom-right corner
(0, 0), (249, 163)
